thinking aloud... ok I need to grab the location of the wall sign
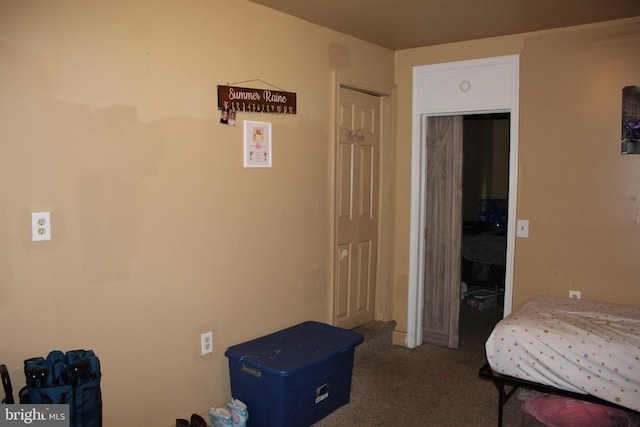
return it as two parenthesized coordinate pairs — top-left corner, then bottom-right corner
(218, 85), (296, 114)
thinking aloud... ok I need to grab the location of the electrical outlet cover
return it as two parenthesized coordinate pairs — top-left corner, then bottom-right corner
(32, 212), (51, 241)
(201, 331), (213, 355)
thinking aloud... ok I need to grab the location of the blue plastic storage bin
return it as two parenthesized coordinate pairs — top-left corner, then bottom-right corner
(225, 321), (363, 427)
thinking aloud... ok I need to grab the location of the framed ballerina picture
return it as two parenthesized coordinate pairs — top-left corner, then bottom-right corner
(243, 121), (272, 168)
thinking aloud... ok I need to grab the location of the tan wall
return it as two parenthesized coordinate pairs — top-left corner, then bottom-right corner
(0, 1), (393, 425)
(492, 118), (510, 198)
(393, 17), (640, 338)
(462, 117), (507, 222)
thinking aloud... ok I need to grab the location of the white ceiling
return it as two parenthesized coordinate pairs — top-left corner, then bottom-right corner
(247, 0), (640, 50)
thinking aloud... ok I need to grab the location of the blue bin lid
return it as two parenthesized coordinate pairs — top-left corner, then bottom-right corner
(225, 321), (364, 376)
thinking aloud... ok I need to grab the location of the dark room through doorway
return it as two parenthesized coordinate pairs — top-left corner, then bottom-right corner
(459, 112), (510, 350)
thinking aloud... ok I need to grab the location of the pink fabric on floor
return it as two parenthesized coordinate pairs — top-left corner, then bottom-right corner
(522, 394), (640, 427)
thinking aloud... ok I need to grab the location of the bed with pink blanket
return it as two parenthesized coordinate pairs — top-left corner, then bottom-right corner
(481, 295), (640, 425)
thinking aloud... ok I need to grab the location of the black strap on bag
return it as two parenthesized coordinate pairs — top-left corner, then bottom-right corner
(1, 364), (14, 404)
(23, 349), (102, 427)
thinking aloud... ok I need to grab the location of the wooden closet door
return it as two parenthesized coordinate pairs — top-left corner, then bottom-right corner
(422, 115), (463, 349)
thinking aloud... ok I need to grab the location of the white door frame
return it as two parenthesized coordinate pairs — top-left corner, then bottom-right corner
(406, 55), (520, 348)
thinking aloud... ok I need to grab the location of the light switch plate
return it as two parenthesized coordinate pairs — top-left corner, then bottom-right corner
(516, 219), (529, 238)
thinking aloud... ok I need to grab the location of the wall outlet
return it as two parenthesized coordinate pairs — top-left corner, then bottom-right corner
(32, 212), (51, 241)
(569, 290), (581, 299)
(201, 331), (213, 355)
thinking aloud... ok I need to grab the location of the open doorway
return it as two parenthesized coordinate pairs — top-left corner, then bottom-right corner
(420, 113), (510, 350)
(407, 54), (519, 349)
(459, 113), (510, 349)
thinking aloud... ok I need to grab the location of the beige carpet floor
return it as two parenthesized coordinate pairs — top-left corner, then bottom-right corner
(313, 306), (545, 427)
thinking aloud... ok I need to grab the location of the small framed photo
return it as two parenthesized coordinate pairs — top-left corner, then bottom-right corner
(244, 120), (272, 168)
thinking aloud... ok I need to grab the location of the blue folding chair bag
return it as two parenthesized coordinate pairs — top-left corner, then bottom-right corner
(23, 349), (102, 427)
